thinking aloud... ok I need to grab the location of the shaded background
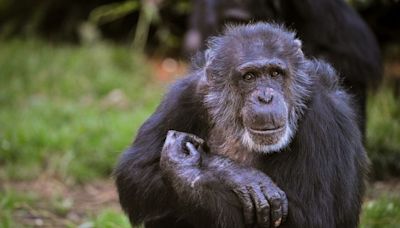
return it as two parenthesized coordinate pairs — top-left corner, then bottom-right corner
(0, 0), (399, 227)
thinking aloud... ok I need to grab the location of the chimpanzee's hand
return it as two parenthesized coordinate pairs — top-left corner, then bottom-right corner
(211, 161), (288, 228)
(160, 130), (205, 188)
(160, 130), (288, 228)
(160, 130), (204, 168)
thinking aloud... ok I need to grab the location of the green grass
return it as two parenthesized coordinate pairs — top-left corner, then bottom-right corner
(0, 39), (399, 227)
(361, 196), (400, 228)
(0, 39), (164, 182)
(367, 88), (400, 150)
(0, 188), (38, 227)
(366, 85), (400, 179)
(91, 209), (132, 228)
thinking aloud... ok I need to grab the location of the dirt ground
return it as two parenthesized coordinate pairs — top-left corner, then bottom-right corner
(3, 175), (400, 227)
(3, 175), (120, 227)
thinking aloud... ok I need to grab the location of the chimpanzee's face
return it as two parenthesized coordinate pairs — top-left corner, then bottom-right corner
(234, 56), (292, 152)
(203, 24), (309, 153)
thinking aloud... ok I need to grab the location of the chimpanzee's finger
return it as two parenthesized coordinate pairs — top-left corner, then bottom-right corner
(249, 185), (270, 228)
(278, 190), (288, 223)
(234, 187), (255, 228)
(185, 142), (201, 164)
(261, 186), (284, 227)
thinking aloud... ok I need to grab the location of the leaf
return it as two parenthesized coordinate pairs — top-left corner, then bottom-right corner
(90, 1), (139, 25)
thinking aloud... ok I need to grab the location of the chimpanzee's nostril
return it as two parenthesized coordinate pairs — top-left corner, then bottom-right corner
(258, 93), (273, 104)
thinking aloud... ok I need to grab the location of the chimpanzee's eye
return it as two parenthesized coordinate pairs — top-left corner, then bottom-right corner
(271, 70), (280, 77)
(270, 68), (285, 78)
(243, 72), (256, 81)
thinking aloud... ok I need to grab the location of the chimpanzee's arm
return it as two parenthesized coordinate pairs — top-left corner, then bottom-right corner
(160, 130), (287, 228)
(114, 75), (246, 228)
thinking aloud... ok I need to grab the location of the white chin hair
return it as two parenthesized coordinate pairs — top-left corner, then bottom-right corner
(241, 126), (293, 154)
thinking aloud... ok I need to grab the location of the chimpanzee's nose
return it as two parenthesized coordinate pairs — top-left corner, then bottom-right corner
(257, 90), (274, 104)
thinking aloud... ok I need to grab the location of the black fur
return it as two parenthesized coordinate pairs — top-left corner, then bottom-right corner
(115, 23), (368, 228)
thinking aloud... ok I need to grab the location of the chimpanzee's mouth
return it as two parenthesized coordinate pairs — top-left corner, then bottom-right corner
(248, 125), (285, 134)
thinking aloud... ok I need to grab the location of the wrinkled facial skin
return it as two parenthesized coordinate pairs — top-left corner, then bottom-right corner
(204, 56), (295, 153)
(203, 25), (310, 154)
(236, 58), (291, 151)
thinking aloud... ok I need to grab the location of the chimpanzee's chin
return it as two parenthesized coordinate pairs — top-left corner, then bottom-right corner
(242, 125), (291, 154)
(249, 128), (285, 145)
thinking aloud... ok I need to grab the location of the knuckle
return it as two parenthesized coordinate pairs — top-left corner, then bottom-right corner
(237, 186), (248, 193)
(270, 192), (282, 201)
(259, 202), (270, 211)
(245, 203), (254, 210)
(270, 197), (281, 208)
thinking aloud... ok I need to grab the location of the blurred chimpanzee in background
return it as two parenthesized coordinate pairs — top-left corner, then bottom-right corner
(184, 0), (382, 138)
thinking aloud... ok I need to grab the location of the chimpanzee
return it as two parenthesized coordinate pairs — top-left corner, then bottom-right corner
(184, 0), (382, 137)
(115, 23), (368, 228)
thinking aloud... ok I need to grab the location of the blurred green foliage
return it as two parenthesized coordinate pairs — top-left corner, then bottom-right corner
(0, 39), (164, 183)
(0, 0), (191, 55)
(367, 84), (400, 179)
(90, 1), (140, 25)
(361, 196), (400, 228)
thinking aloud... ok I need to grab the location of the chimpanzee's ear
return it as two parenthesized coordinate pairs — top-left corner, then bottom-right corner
(294, 39), (302, 49)
(294, 39), (304, 56)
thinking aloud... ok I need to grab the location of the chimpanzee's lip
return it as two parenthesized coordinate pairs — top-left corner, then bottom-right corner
(248, 125), (285, 134)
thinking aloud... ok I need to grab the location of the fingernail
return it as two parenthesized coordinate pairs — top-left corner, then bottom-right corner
(274, 218), (282, 227)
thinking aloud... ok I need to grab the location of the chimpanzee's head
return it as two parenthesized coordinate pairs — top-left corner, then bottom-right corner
(201, 23), (312, 153)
